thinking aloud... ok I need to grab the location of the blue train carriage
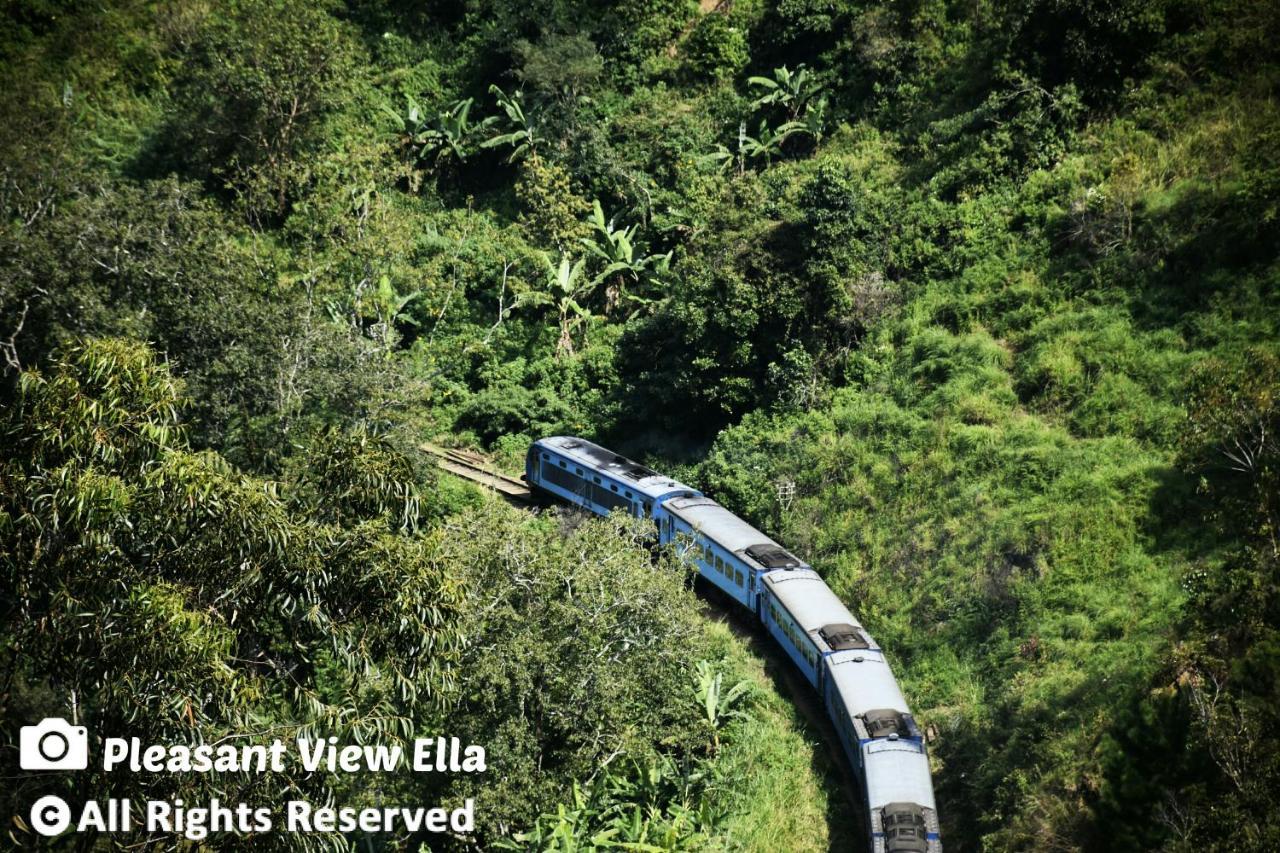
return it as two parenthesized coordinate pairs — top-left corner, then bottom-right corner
(758, 569), (879, 689)
(823, 651), (941, 852)
(822, 648), (925, 763)
(653, 494), (806, 612)
(526, 436), (698, 518)
(864, 742), (942, 853)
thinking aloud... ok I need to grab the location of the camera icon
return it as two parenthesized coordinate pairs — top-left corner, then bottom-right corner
(20, 718), (89, 770)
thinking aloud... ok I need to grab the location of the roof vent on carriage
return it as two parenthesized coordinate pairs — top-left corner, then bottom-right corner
(819, 622), (870, 651)
(859, 708), (911, 740)
(882, 802), (928, 853)
(744, 543), (803, 569)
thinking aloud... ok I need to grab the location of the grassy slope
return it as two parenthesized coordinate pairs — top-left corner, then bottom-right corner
(705, 619), (857, 852)
(699, 40), (1280, 848)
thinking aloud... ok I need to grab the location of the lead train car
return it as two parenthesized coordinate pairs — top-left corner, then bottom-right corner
(525, 436), (941, 853)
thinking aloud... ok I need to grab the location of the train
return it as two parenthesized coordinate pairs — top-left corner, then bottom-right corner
(524, 436), (942, 853)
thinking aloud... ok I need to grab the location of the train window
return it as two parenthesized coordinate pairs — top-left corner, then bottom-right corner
(575, 467), (584, 475)
(541, 453), (549, 460)
(593, 476), (601, 484)
(625, 490), (632, 498)
(643, 502), (652, 515)
(735, 569), (744, 586)
(559, 460), (567, 468)
(610, 484), (618, 492)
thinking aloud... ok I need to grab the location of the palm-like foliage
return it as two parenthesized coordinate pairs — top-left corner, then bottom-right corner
(383, 95), (485, 168)
(481, 85), (539, 163)
(748, 63), (821, 120)
(697, 143), (737, 175)
(701, 80), (829, 174)
(701, 64), (830, 168)
(367, 274), (421, 350)
(800, 94), (830, 145)
(539, 252), (592, 356)
(694, 660), (751, 755)
(497, 758), (719, 851)
(580, 200), (672, 314)
(325, 274), (422, 352)
(741, 119), (804, 166)
(498, 662), (748, 850)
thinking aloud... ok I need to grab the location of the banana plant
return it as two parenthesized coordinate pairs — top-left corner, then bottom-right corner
(694, 660), (751, 756)
(696, 143), (736, 175)
(366, 275), (422, 351)
(799, 94), (830, 145)
(540, 252), (592, 356)
(497, 759), (718, 851)
(481, 85), (538, 163)
(748, 63), (822, 120)
(700, 115), (808, 175)
(740, 118), (804, 166)
(580, 200), (672, 315)
(382, 95), (485, 168)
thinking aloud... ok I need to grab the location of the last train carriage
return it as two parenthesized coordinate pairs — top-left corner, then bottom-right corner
(525, 436), (941, 853)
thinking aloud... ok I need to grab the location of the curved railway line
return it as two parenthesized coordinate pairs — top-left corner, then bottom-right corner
(421, 438), (940, 853)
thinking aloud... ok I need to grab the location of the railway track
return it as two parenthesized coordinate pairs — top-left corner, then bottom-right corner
(419, 442), (536, 505)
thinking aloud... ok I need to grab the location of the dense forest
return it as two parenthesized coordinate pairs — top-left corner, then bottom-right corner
(2, 0), (1278, 849)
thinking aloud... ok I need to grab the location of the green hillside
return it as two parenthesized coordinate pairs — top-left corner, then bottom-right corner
(2, 0), (1277, 849)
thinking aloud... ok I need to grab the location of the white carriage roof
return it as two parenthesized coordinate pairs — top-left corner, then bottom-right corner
(825, 650), (910, 717)
(761, 569), (862, 630)
(662, 496), (807, 568)
(863, 740), (937, 811)
(536, 436), (695, 500)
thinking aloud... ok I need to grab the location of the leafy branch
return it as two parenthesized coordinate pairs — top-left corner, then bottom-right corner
(480, 85), (539, 163)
